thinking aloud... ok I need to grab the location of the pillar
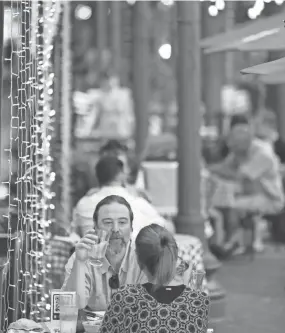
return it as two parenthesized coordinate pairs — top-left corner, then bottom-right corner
(132, 2), (150, 158)
(176, 1), (225, 327)
(176, 1), (203, 239)
(96, 1), (108, 72)
(110, 1), (121, 80)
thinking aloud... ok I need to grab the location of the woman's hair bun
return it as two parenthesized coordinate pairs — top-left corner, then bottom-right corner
(160, 236), (168, 247)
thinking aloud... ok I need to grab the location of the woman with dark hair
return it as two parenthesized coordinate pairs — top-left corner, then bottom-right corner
(99, 224), (210, 333)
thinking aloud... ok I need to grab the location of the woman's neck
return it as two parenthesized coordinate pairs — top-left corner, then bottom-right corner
(146, 273), (175, 287)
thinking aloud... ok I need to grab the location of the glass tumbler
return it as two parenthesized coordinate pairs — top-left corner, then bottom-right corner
(88, 229), (109, 267)
(189, 263), (206, 291)
(60, 294), (79, 333)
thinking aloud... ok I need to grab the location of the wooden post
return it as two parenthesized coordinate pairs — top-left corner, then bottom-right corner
(224, 2), (235, 84)
(61, 1), (72, 224)
(132, 2), (149, 158)
(176, 1), (225, 327)
(202, 4), (227, 125)
(110, 1), (121, 79)
(121, 3), (132, 87)
(276, 83), (285, 141)
(0, 2), (3, 177)
(270, 51), (285, 140)
(96, 1), (108, 72)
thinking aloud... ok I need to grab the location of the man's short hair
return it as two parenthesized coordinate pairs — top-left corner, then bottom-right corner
(99, 139), (128, 156)
(95, 155), (124, 187)
(93, 195), (134, 227)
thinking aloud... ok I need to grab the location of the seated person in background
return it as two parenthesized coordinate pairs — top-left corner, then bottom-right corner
(97, 139), (151, 202)
(73, 155), (175, 238)
(254, 109), (285, 175)
(210, 115), (284, 253)
(99, 224), (210, 333)
(63, 195), (147, 310)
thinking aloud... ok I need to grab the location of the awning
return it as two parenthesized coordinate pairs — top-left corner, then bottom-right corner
(200, 11), (285, 50)
(240, 57), (285, 75)
(204, 27), (285, 54)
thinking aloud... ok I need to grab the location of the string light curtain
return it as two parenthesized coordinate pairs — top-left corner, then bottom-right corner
(1, 0), (61, 329)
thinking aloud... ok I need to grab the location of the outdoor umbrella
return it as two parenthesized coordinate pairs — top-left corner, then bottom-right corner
(240, 57), (285, 75)
(200, 10), (285, 50)
(238, 28), (285, 52)
(204, 27), (285, 54)
(260, 72), (285, 85)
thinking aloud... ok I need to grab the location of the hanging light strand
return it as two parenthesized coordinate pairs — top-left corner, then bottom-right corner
(2, 1), (61, 328)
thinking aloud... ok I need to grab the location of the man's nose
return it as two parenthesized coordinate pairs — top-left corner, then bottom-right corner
(112, 222), (119, 232)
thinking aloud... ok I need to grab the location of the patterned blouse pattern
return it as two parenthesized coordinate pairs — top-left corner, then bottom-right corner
(100, 284), (210, 333)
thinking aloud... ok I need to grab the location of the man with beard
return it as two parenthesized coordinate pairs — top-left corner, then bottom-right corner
(62, 195), (147, 310)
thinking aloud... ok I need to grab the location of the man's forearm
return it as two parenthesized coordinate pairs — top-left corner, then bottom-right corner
(210, 165), (238, 181)
(63, 260), (88, 309)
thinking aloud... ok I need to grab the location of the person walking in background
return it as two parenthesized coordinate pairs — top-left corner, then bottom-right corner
(99, 224), (210, 333)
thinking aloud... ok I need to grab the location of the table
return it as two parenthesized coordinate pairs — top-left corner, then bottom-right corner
(175, 233), (208, 292)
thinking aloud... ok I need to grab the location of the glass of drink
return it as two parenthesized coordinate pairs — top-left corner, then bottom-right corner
(60, 294), (79, 333)
(189, 263), (205, 291)
(88, 229), (109, 267)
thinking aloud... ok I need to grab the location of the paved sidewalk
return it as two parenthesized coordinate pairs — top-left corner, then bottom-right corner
(216, 245), (285, 333)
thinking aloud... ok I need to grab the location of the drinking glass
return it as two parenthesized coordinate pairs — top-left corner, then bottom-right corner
(189, 264), (205, 291)
(88, 229), (109, 267)
(60, 294), (79, 333)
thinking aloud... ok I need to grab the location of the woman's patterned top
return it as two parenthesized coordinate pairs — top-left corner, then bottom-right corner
(100, 284), (210, 333)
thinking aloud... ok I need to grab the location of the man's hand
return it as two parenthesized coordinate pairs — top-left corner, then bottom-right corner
(209, 162), (239, 181)
(75, 230), (98, 262)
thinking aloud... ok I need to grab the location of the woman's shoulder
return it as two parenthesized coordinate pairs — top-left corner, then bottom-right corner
(111, 284), (144, 300)
(183, 288), (210, 303)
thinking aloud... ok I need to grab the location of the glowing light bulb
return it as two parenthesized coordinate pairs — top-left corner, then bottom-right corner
(208, 5), (218, 16)
(75, 5), (92, 20)
(158, 43), (172, 60)
(161, 0), (174, 6)
(216, 0), (225, 11)
(248, 8), (257, 19)
(255, 0), (265, 12)
(275, 0), (284, 5)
